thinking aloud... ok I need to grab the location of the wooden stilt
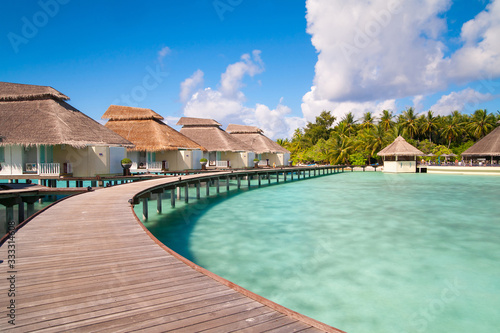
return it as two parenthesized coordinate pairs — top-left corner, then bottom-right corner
(17, 200), (24, 223)
(237, 175), (241, 189)
(196, 181), (201, 199)
(216, 178), (220, 194)
(171, 188), (175, 208)
(142, 198), (148, 221)
(206, 180), (210, 196)
(184, 184), (189, 203)
(177, 186), (181, 200)
(226, 176), (230, 192)
(156, 193), (162, 214)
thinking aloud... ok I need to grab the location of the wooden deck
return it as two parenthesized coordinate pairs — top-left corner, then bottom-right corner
(0, 169), (344, 332)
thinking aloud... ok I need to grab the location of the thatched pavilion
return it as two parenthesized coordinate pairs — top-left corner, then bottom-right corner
(0, 82), (133, 177)
(226, 124), (290, 166)
(177, 117), (253, 168)
(102, 105), (205, 171)
(461, 121), (500, 165)
(378, 136), (424, 173)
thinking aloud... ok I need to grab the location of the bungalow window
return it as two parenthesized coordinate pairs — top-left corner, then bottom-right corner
(0, 146), (4, 162)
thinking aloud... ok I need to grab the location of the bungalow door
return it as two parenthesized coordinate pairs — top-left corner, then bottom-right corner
(209, 152), (216, 166)
(23, 146), (38, 173)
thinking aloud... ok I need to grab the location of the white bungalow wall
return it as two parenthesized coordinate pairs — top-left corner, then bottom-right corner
(260, 153), (289, 167)
(383, 160), (417, 173)
(0, 145), (23, 175)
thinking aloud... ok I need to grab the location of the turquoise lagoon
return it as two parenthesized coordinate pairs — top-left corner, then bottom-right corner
(138, 172), (500, 333)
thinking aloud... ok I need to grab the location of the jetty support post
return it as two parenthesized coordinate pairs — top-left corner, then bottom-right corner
(170, 188), (175, 208)
(226, 175), (230, 192)
(196, 181), (201, 199)
(205, 180), (210, 196)
(216, 177), (220, 194)
(152, 189), (164, 214)
(184, 183), (189, 203)
(237, 175), (241, 189)
(258, 173), (261, 187)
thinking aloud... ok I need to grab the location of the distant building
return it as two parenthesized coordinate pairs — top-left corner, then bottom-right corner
(378, 136), (423, 173)
(102, 105), (205, 172)
(462, 121), (500, 164)
(226, 124), (290, 166)
(0, 82), (133, 177)
(177, 117), (254, 168)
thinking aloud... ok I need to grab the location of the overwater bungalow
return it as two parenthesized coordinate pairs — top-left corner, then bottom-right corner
(378, 136), (424, 173)
(461, 121), (500, 165)
(0, 82), (133, 178)
(177, 117), (254, 168)
(226, 124), (290, 167)
(102, 106), (206, 172)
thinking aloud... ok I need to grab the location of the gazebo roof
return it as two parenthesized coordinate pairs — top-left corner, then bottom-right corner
(377, 136), (424, 156)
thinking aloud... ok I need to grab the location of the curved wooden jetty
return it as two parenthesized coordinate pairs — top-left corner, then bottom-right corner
(0, 166), (345, 332)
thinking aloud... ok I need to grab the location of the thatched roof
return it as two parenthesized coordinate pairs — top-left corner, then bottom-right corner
(462, 125), (500, 157)
(227, 124), (289, 154)
(103, 106), (205, 152)
(102, 105), (164, 121)
(377, 136), (424, 156)
(0, 83), (133, 148)
(226, 124), (263, 134)
(177, 117), (221, 127)
(0, 81), (69, 101)
(177, 117), (251, 152)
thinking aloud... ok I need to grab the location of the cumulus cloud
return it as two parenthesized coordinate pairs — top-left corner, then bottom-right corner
(301, 86), (396, 122)
(180, 69), (204, 103)
(180, 51), (298, 139)
(302, 0), (500, 120)
(430, 88), (496, 115)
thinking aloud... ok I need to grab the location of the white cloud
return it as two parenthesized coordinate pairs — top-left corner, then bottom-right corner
(301, 86), (396, 122)
(180, 51), (300, 139)
(302, 0), (500, 121)
(430, 88), (496, 115)
(179, 69), (204, 103)
(157, 46), (171, 66)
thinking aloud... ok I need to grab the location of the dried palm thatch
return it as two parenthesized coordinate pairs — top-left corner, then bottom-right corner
(227, 124), (289, 154)
(0, 83), (133, 148)
(0, 81), (69, 101)
(177, 117), (251, 152)
(177, 117), (221, 127)
(103, 106), (206, 152)
(102, 105), (164, 121)
(377, 136), (424, 156)
(462, 125), (500, 157)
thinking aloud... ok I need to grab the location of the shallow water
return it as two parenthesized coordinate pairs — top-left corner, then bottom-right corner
(140, 173), (500, 333)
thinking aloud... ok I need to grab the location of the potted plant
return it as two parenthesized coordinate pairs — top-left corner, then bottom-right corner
(121, 158), (132, 176)
(253, 158), (260, 167)
(200, 158), (208, 170)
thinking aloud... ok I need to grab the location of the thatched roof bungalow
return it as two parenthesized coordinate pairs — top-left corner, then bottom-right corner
(462, 122), (500, 164)
(378, 136), (423, 173)
(177, 117), (254, 168)
(226, 124), (290, 166)
(0, 82), (133, 177)
(102, 105), (205, 171)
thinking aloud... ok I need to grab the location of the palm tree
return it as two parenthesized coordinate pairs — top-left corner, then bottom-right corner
(326, 133), (355, 165)
(401, 107), (419, 139)
(421, 110), (439, 143)
(360, 112), (376, 130)
(440, 115), (462, 148)
(340, 111), (357, 136)
(357, 124), (389, 164)
(467, 109), (496, 139)
(379, 110), (395, 132)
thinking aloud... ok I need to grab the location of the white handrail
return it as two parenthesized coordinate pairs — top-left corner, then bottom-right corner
(216, 160), (230, 167)
(39, 163), (60, 176)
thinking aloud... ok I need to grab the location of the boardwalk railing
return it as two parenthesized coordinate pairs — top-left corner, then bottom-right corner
(216, 160), (230, 168)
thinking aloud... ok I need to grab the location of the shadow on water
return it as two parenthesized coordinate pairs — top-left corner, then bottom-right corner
(139, 186), (253, 262)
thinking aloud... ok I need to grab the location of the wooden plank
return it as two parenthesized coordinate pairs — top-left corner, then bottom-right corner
(0, 171), (343, 333)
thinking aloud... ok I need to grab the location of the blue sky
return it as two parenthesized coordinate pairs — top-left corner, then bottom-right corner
(1, 0), (499, 139)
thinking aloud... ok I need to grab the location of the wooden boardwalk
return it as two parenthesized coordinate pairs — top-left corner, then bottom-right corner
(0, 169), (344, 332)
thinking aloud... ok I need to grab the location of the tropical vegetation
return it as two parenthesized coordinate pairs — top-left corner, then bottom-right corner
(277, 109), (500, 165)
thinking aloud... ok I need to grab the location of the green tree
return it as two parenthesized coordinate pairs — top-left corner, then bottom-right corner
(326, 134), (355, 165)
(421, 110), (439, 143)
(303, 111), (336, 145)
(401, 107), (419, 139)
(379, 110), (395, 131)
(467, 109), (496, 139)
